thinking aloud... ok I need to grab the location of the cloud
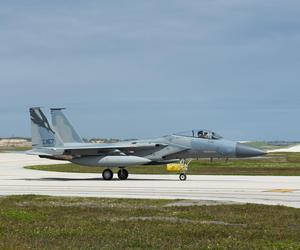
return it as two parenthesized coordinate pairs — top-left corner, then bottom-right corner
(0, 0), (300, 140)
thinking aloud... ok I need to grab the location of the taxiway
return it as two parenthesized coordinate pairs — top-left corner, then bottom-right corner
(1, 152), (300, 208)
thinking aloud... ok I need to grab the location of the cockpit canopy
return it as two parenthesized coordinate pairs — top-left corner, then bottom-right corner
(174, 130), (223, 140)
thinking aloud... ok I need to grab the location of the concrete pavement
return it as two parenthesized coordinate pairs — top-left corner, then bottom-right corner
(1, 152), (300, 208)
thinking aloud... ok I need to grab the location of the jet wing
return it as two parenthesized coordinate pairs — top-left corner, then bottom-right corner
(145, 144), (191, 160)
(56, 143), (168, 155)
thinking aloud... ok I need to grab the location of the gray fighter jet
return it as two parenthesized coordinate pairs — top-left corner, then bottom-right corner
(28, 107), (265, 181)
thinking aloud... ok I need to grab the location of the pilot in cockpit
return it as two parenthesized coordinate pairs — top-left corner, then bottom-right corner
(198, 130), (209, 139)
(197, 131), (204, 138)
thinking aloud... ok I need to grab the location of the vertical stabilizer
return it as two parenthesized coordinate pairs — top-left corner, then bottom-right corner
(50, 108), (83, 144)
(30, 107), (62, 148)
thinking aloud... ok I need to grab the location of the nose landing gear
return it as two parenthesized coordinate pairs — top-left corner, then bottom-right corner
(178, 159), (191, 181)
(166, 160), (191, 181)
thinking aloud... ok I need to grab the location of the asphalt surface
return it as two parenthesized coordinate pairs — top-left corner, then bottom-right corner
(1, 152), (300, 208)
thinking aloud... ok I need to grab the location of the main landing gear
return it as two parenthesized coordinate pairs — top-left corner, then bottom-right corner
(102, 169), (113, 180)
(102, 168), (129, 180)
(117, 168), (129, 180)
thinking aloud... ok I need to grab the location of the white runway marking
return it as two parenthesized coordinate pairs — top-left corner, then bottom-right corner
(1, 152), (300, 208)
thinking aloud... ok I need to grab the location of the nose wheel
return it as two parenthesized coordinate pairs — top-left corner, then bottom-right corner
(179, 173), (187, 181)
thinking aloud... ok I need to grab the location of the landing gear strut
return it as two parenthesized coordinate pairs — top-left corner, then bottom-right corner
(102, 169), (113, 180)
(118, 168), (129, 180)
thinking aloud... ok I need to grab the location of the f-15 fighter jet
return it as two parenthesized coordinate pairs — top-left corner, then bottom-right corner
(28, 107), (265, 181)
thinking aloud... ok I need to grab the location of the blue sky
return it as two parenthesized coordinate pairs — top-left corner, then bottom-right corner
(1, 0), (300, 140)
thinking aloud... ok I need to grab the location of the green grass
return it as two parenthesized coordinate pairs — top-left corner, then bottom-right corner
(25, 153), (300, 176)
(0, 195), (300, 249)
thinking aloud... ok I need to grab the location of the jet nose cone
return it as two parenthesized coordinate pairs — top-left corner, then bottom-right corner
(236, 143), (266, 158)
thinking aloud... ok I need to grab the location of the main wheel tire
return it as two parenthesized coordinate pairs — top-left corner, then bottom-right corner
(179, 173), (187, 181)
(118, 168), (129, 180)
(102, 169), (113, 180)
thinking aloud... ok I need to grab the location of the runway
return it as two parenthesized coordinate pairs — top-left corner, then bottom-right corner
(1, 152), (300, 208)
